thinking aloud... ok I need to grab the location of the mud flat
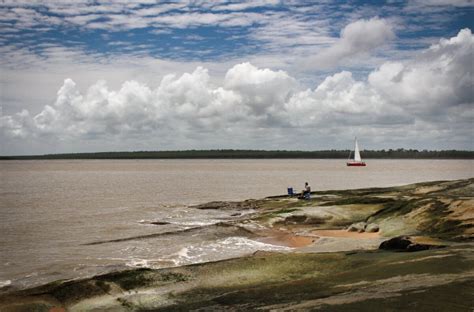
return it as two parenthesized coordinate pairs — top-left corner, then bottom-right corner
(1, 178), (473, 311)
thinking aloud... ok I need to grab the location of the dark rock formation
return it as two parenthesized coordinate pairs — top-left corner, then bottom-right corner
(150, 221), (170, 225)
(379, 236), (446, 252)
(192, 200), (258, 210)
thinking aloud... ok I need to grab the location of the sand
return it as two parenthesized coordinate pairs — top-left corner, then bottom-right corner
(274, 234), (316, 247)
(255, 228), (316, 247)
(257, 228), (380, 248)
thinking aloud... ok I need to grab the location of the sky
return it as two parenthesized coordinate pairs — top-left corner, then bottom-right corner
(0, 0), (473, 155)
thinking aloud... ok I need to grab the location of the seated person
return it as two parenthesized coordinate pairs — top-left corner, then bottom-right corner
(299, 182), (311, 199)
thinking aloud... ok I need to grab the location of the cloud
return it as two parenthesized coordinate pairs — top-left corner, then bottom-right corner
(210, 0), (280, 11)
(0, 2), (274, 31)
(1, 63), (293, 141)
(287, 28), (473, 130)
(408, 0), (474, 8)
(368, 28), (474, 118)
(248, 11), (335, 51)
(225, 62), (296, 115)
(300, 17), (395, 70)
(0, 1), (460, 76)
(0, 2), (342, 61)
(1, 28), (472, 153)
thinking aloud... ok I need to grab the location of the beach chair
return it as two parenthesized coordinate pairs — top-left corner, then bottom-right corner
(304, 192), (311, 200)
(287, 187), (294, 196)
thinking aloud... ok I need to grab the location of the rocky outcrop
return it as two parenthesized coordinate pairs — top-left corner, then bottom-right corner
(379, 236), (446, 252)
(1, 244), (471, 311)
(365, 179), (474, 240)
(1, 178), (472, 311)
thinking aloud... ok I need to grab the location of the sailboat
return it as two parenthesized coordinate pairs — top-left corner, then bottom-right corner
(347, 137), (366, 166)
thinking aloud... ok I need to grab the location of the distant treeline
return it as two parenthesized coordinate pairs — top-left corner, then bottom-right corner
(1, 149), (473, 160)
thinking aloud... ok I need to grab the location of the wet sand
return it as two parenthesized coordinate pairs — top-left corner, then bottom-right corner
(263, 233), (316, 247)
(256, 227), (316, 247)
(258, 229), (380, 248)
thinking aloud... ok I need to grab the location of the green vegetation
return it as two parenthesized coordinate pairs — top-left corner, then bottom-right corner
(1, 148), (473, 159)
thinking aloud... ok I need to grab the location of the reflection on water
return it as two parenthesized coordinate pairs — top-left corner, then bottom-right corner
(0, 159), (473, 290)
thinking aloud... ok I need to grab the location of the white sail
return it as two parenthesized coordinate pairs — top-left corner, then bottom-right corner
(354, 138), (362, 162)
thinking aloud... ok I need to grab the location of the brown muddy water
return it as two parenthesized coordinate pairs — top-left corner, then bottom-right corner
(0, 159), (473, 291)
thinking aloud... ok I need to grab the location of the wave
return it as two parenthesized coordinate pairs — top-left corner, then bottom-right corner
(124, 236), (291, 269)
(0, 280), (11, 288)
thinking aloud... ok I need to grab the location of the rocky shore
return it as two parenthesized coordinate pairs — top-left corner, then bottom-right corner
(1, 178), (473, 311)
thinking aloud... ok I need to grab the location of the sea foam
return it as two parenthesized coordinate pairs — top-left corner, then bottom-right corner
(0, 280), (11, 288)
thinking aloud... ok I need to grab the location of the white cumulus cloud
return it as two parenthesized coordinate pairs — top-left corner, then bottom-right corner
(1, 29), (473, 153)
(368, 28), (474, 118)
(301, 17), (395, 70)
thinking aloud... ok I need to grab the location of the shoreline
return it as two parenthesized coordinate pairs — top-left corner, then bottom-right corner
(1, 178), (473, 311)
(2, 150), (474, 160)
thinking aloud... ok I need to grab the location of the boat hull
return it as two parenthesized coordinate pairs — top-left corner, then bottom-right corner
(347, 162), (366, 166)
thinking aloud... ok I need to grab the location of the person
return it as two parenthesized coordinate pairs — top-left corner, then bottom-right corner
(299, 182), (311, 199)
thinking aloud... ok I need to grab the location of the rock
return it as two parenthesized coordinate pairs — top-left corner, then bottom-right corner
(150, 221), (170, 225)
(406, 243), (433, 252)
(283, 215), (308, 224)
(366, 223), (380, 233)
(192, 200), (258, 210)
(347, 225), (358, 232)
(347, 222), (367, 232)
(379, 236), (446, 252)
(379, 236), (412, 250)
